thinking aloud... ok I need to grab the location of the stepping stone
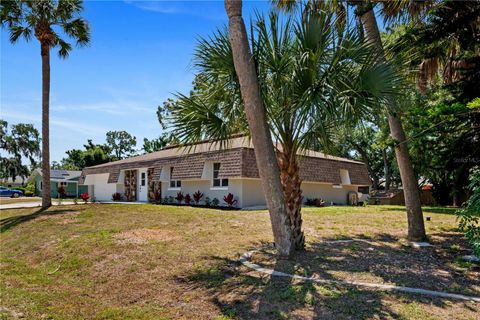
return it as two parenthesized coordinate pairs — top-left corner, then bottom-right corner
(410, 242), (433, 248)
(462, 255), (480, 263)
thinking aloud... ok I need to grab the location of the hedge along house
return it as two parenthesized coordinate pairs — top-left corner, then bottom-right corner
(79, 137), (371, 207)
(29, 169), (88, 198)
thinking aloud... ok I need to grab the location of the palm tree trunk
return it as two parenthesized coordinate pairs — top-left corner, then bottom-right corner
(278, 150), (305, 250)
(360, 8), (426, 241)
(224, 0), (293, 256)
(41, 42), (52, 208)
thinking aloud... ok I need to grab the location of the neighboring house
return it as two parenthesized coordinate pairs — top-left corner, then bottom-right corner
(29, 169), (88, 198)
(0, 175), (27, 186)
(79, 137), (371, 207)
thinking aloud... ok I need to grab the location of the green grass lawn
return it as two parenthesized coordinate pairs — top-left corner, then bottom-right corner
(0, 204), (478, 319)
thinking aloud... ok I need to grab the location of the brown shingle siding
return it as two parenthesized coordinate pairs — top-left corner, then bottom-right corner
(81, 146), (370, 186)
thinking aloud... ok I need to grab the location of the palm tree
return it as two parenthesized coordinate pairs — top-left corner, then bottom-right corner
(1, 0), (90, 208)
(166, 9), (399, 250)
(224, 0), (293, 256)
(275, 0), (428, 241)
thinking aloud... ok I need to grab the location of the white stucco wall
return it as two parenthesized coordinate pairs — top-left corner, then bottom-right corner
(242, 179), (267, 207)
(160, 178), (243, 207)
(83, 170), (362, 206)
(83, 173), (122, 201)
(302, 182), (358, 205)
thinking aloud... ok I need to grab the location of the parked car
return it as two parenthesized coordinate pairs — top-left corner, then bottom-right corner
(0, 186), (24, 198)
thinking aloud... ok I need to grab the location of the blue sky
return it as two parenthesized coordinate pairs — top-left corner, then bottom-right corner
(1, 0), (272, 161)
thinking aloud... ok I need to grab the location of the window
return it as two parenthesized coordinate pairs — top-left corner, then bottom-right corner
(40, 181), (43, 190)
(213, 163), (228, 187)
(59, 182), (67, 187)
(169, 167), (181, 189)
(358, 186), (370, 194)
(141, 172), (146, 186)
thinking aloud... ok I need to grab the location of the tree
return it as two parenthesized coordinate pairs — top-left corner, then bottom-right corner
(360, 5), (426, 241)
(142, 134), (174, 153)
(0, 120), (40, 182)
(57, 139), (113, 169)
(224, 0), (293, 256)
(105, 130), (137, 160)
(1, 0), (90, 208)
(169, 5), (397, 252)
(273, 0), (427, 241)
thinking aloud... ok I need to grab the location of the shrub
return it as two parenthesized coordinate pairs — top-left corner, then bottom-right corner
(162, 196), (169, 204)
(223, 193), (237, 207)
(73, 198), (78, 205)
(168, 196), (175, 204)
(184, 193), (191, 205)
(80, 192), (90, 204)
(212, 197), (220, 207)
(57, 186), (66, 199)
(305, 198), (325, 207)
(205, 197), (211, 207)
(25, 182), (35, 195)
(90, 196), (96, 203)
(193, 190), (204, 205)
(175, 192), (184, 204)
(456, 167), (480, 257)
(112, 192), (122, 201)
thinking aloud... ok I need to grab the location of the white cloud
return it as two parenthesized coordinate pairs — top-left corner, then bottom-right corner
(1, 109), (109, 136)
(124, 0), (226, 20)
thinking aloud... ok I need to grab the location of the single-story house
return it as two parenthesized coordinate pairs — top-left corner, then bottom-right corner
(79, 137), (371, 207)
(29, 169), (88, 198)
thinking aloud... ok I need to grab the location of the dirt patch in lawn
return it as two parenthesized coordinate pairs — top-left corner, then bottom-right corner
(114, 228), (181, 245)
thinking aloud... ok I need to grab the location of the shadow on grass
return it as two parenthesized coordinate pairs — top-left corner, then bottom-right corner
(179, 234), (479, 319)
(378, 206), (458, 215)
(0, 207), (85, 233)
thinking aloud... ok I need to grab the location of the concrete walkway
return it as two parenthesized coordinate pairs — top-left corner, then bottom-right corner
(0, 201), (79, 210)
(0, 201), (152, 210)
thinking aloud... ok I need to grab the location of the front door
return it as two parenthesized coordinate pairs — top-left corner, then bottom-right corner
(138, 168), (148, 202)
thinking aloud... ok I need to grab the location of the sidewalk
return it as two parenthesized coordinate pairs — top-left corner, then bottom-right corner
(0, 201), (77, 210)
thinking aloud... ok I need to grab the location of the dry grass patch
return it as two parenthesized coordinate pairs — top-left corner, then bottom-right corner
(0, 204), (478, 319)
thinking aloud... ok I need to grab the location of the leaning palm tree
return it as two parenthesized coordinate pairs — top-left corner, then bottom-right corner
(224, 0), (294, 256)
(1, 0), (90, 208)
(166, 10), (399, 250)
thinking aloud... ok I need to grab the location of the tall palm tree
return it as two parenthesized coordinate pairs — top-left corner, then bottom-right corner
(1, 0), (90, 208)
(224, 0), (293, 256)
(166, 9), (399, 250)
(275, 0), (428, 241)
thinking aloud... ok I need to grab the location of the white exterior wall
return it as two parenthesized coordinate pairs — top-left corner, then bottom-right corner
(242, 179), (267, 207)
(160, 178), (243, 207)
(301, 182), (358, 205)
(241, 179), (359, 207)
(83, 169), (363, 206)
(83, 173), (123, 201)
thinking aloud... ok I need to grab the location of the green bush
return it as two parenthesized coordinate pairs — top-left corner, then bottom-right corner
(456, 167), (480, 257)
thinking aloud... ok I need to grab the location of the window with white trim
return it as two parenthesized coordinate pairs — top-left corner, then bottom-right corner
(213, 163), (228, 187)
(169, 167), (181, 188)
(59, 181), (67, 187)
(141, 172), (146, 186)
